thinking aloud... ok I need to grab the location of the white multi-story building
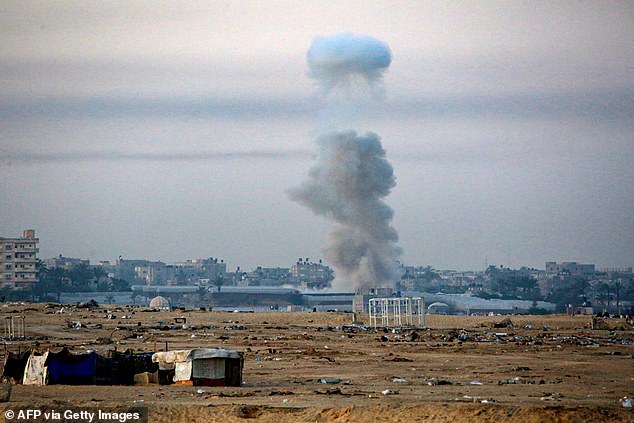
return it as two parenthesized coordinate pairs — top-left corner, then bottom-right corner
(0, 229), (39, 290)
(545, 261), (595, 276)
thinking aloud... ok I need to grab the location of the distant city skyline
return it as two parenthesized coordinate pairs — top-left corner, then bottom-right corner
(1, 1), (633, 272)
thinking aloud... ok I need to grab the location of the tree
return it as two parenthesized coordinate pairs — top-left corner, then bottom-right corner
(213, 274), (225, 293)
(196, 286), (209, 306)
(546, 276), (589, 308)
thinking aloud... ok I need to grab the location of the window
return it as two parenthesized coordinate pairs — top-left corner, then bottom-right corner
(5, 255), (11, 260)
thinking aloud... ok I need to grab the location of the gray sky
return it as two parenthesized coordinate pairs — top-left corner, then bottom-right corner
(1, 1), (633, 271)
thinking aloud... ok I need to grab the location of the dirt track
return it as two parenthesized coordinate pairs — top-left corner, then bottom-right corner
(1, 303), (632, 422)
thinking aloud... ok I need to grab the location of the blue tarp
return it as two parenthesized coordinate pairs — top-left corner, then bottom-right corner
(45, 349), (97, 385)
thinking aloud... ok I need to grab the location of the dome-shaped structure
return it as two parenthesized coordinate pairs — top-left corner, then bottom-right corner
(149, 295), (170, 309)
(427, 302), (450, 315)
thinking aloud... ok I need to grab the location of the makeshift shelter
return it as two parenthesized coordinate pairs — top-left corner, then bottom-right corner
(152, 348), (243, 386)
(2, 351), (30, 383)
(45, 349), (98, 385)
(19, 349), (163, 386)
(101, 350), (158, 385)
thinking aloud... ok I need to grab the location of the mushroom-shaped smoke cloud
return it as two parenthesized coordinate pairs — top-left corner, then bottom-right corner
(307, 33), (392, 92)
(291, 33), (401, 292)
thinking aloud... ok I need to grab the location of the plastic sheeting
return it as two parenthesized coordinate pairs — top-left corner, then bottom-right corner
(45, 349), (97, 385)
(152, 349), (242, 370)
(22, 352), (48, 385)
(152, 349), (243, 385)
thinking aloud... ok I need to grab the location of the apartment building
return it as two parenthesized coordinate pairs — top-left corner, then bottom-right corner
(290, 258), (333, 289)
(0, 229), (39, 290)
(545, 261), (595, 276)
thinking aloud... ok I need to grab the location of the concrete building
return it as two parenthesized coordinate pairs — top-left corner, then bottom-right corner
(135, 258), (227, 286)
(134, 261), (180, 285)
(545, 261), (595, 276)
(0, 229), (39, 290)
(238, 266), (290, 287)
(290, 258), (333, 289)
(352, 287), (395, 313)
(180, 258), (226, 284)
(44, 255), (90, 270)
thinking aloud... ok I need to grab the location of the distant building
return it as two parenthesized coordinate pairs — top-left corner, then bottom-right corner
(290, 258), (333, 289)
(0, 229), (39, 290)
(134, 257), (227, 286)
(44, 255), (90, 270)
(545, 262), (595, 276)
(135, 261), (175, 285)
(239, 266), (290, 287)
(352, 286), (394, 313)
(115, 259), (151, 284)
(180, 258), (226, 284)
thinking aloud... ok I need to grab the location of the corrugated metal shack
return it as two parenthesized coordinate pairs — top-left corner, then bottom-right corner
(152, 348), (243, 386)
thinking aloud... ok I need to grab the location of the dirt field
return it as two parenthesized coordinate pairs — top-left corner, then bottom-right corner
(1, 303), (633, 422)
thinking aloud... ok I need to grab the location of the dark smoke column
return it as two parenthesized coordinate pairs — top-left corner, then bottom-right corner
(288, 33), (401, 292)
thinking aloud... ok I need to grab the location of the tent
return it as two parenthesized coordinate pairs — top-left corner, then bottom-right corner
(45, 349), (97, 385)
(152, 348), (243, 386)
(100, 350), (158, 385)
(22, 349), (98, 385)
(1, 351), (30, 383)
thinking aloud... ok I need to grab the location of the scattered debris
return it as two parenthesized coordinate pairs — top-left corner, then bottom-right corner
(315, 388), (348, 395)
(497, 377), (522, 385)
(319, 378), (341, 384)
(392, 378), (407, 383)
(388, 357), (413, 362)
(427, 378), (452, 386)
(77, 300), (99, 309)
(540, 392), (562, 401)
(224, 325), (246, 331)
(382, 389), (399, 395)
(269, 390), (294, 396)
(492, 318), (514, 329)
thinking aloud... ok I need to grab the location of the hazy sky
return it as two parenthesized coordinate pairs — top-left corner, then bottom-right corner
(1, 1), (633, 271)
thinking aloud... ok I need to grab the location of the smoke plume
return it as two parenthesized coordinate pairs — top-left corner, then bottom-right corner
(291, 33), (401, 292)
(288, 131), (401, 291)
(307, 33), (392, 95)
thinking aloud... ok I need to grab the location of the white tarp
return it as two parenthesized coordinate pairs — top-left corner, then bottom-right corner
(22, 352), (48, 385)
(174, 361), (192, 382)
(152, 349), (242, 382)
(152, 349), (242, 369)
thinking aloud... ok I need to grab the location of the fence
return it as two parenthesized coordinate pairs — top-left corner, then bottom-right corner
(2, 316), (26, 339)
(368, 297), (425, 328)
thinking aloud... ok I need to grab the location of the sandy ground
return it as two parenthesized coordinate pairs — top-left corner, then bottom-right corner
(0, 303), (633, 422)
